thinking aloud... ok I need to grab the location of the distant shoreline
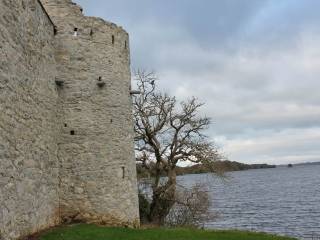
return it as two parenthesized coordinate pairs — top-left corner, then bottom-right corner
(278, 161), (320, 167)
(137, 160), (277, 178)
(175, 161), (277, 176)
(137, 161), (320, 178)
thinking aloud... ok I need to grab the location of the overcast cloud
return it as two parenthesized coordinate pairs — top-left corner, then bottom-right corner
(75, 0), (320, 165)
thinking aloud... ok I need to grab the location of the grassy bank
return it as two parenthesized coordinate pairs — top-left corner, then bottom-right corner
(38, 224), (296, 240)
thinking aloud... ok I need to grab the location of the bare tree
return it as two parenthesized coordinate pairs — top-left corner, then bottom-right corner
(133, 70), (222, 224)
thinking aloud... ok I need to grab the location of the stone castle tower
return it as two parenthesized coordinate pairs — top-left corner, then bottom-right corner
(0, 0), (139, 239)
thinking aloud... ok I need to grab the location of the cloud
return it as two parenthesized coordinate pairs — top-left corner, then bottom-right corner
(218, 127), (320, 164)
(74, 0), (320, 164)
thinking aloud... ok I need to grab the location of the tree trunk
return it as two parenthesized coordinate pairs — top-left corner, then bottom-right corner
(148, 169), (177, 224)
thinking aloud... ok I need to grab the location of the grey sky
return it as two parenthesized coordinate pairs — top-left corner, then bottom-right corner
(74, 0), (320, 165)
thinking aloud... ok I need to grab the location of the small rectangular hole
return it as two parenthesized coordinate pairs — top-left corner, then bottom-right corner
(70, 130), (75, 135)
(122, 167), (125, 179)
(112, 35), (115, 44)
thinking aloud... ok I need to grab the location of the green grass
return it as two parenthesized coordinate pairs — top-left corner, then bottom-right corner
(38, 224), (297, 240)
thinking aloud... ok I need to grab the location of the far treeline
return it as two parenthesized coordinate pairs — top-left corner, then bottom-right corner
(137, 160), (276, 178)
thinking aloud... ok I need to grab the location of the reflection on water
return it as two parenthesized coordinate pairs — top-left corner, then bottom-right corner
(178, 165), (320, 239)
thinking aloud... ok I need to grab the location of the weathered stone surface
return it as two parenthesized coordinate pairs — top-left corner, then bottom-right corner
(0, 1), (60, 239)
(0, 0), (139, 239)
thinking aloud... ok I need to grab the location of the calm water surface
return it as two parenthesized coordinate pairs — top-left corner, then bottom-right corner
(178, 165), (320, 239)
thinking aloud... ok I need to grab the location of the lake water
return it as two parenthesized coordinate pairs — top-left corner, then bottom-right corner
(178, 165), (320, 239)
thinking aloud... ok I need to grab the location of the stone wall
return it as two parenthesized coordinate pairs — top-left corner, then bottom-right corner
(41, 0), (139, 226)
(0, 0), (139, 238)
(0, 0), (60, 239)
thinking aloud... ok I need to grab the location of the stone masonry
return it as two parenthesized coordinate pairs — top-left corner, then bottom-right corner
(0, 0), (139, 239)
